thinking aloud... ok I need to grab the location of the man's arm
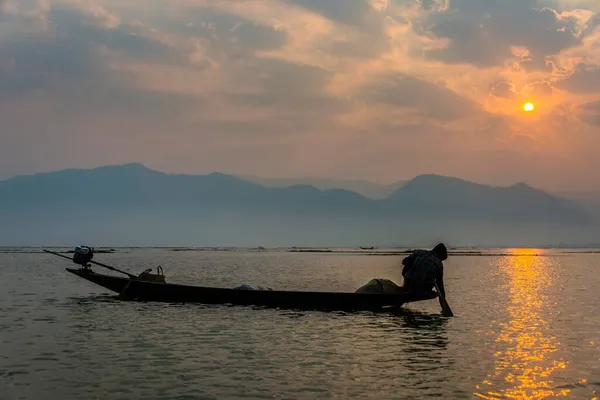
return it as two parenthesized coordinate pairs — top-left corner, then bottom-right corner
(435, 264), (445, 297)
(434, 263), (453, 316)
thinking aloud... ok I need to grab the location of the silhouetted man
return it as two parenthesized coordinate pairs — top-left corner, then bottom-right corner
(402, 243), (453, 316)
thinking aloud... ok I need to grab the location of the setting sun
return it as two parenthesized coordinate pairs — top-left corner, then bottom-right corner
(523, 102), (535, 112)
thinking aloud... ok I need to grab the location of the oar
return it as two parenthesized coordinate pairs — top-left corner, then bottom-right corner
(434, 281), (454, 317)
(43, 249), (138, 279)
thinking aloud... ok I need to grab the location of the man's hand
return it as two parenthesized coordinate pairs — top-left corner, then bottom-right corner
(434, 281), (453, 317)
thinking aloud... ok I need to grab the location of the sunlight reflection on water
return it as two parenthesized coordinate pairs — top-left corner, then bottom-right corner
(474, 249), (571, 399)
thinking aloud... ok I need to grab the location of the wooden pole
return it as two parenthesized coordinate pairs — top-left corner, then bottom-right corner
(43, 249), (138, 279)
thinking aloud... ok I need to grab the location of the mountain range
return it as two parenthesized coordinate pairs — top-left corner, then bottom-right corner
(1, 163), (598, 247)
(240, 174), (600, 217)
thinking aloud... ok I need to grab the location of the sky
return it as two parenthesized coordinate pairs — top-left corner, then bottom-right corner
(1, 0), (600, 191)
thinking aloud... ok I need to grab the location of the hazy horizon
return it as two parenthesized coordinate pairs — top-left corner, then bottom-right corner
(2, 0), (600, 192)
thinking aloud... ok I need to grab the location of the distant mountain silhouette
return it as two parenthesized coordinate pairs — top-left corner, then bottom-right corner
(0, 163), (372, 214)
(380, 174), (591, 223)
(236, 175), (406, 199)
(0, 164), (597, 247)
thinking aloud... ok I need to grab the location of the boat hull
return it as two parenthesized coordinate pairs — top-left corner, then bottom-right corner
(66, 268), (438, 312)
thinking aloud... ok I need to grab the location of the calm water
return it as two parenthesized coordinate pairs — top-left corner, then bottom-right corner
(1, 248), (599, 399)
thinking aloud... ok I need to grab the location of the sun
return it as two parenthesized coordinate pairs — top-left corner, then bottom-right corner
(523, 102), (535, 112)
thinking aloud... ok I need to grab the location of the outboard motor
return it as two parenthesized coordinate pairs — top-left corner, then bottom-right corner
(73, 246), (94, 267)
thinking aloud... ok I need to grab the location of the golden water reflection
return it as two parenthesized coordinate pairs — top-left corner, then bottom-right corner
(474, 249), (571, 399)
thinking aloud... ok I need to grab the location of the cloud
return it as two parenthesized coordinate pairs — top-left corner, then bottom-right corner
(1, 0), (600, 191)
(359, 73), (481, 121)
(580, 100), (600, 125)
(490, 81), (517, 99)
(169, 6), (289, 56)
(281, 0), (388, 58)
(0, 4), (183, 100)
(64, 0), (120, 28)
(0, 0), (49, 31)
(417, 0), (594, 69)
(227, 58), (345, 115)
(556, 63), (600, 93)
(285, 0), (379, 28)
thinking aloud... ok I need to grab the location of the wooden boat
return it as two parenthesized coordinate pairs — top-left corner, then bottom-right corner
(46, 248), (438, 312)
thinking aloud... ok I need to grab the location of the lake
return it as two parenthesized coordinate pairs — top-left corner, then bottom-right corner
(1, 248), (599, 399)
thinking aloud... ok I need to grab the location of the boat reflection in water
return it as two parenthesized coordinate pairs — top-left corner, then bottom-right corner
(474, 248), (571, 399)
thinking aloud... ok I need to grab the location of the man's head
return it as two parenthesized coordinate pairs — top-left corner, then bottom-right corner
(431, 243), (448, 261)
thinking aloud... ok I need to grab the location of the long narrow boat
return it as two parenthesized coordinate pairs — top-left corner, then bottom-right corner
(46, 247), (439, 312)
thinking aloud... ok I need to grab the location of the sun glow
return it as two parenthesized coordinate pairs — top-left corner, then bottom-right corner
(523, 102), (535, 112)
